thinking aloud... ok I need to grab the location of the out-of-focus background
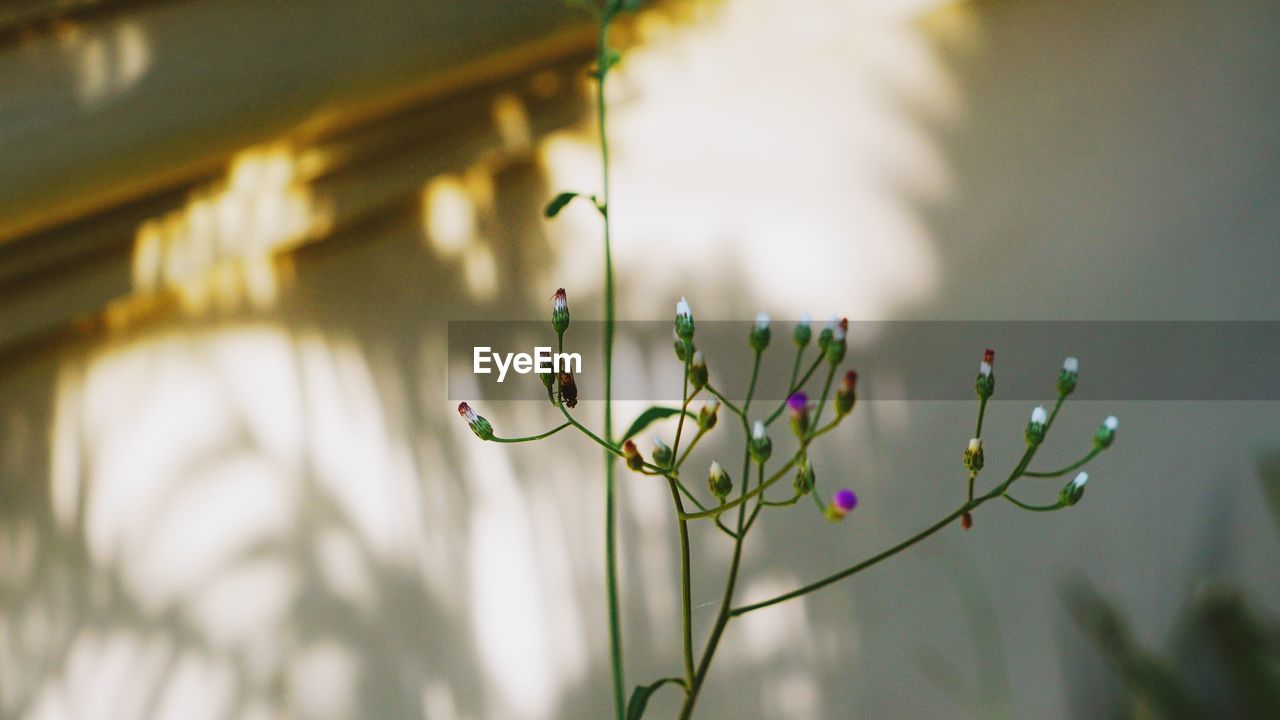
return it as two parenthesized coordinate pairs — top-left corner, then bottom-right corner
(2, 0), (1279, 718)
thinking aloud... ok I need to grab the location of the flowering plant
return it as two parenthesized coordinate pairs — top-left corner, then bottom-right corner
(456, 3), (1120, 718)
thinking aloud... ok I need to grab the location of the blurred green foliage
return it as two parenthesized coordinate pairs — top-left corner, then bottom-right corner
(1065, 457), (1280, 719)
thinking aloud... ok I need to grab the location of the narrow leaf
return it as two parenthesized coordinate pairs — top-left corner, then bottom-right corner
(605, 48), (623, 71)
(626, 677), (685, 720)
(621, 406), (693, 443)
(545, 192), (579, 218)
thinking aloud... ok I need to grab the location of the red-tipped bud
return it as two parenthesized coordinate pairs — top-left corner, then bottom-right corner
(622, 439), (644, 471)
(458, 402), (494, 440)
(826, 318), (848, 365)
(976, 348), (995, 398)
(835, 370), (858, 415)
(551, 288), (570, 335)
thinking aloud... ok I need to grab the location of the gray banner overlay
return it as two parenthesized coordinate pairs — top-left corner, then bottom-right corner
(447, 321), (1280, 401)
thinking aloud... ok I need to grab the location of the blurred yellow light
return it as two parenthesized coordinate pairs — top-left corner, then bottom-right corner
(422, 175), (476, 256)
(128, 144), (330, 316)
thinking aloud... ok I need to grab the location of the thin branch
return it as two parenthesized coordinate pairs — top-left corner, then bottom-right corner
(490, 422), (571, 443)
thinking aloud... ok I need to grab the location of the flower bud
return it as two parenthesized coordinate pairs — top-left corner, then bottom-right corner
(651, 437), (673, 467)
(825, 487), (858, 522)
(975, 348), (995, 399)
(1094, 415), (1118, 449)
(960, 511), (973, 530)
(835, 370), (858, 415)
(1059, 471), (1088, 506)
(794, 313), (812, 348)
(551, 288), (570, 336)
(689, 350), (708, 390)
(818, 315), (838, 352)
(698, 400), (720, 431)
(1058, 356), (1078, 396)
(457, 402), (493, 441)
(963, 438), (984, 472)
(749, 420), (773, 463)
(1025, 405), (1047, 446)
(622, 439), (644, 471)
(539, 370), (557, 405)
(708, 461), (732, 500)
(794, 460), (815, 496)
(673, 328), (692, 362)
(787, 392), (810, 437)
(825, 318), (848, 365)
(675, 297), (695, 340)
(749, 312), (771, 352)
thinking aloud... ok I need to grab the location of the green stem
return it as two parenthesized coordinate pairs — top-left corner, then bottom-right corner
(807, 418), (841, 442)
(679, 520), (744, 719)
(681, 450), (749, 718)
(666, 478), (696, 686)
(594, 17), (623, 717)
(665, 341), (698, 692)
(788, 345), (805, 390)
(744, 462), (767, 533)
(705, 384), (747, 425)
(667, 475), (737, 539)
(560, 406), (623, 457)
(764, 354), (825, 426)
(490, 422), (571, 443)
(743, 351), (763, 413)
(805, 363), (838, 438)
(732, 445), (1041, 617)
(671, 348), (694, 464)
(678, 350), (764, 717)
(732, 503), (972, 617)
(674, 428), (705, 469)
(1002, 493), (1065, 512)
(680, 456), (799, 520)
(1045, 394), (1066, 431)
(974, 395), (988, 439)
(1023, 447), (1100, 477)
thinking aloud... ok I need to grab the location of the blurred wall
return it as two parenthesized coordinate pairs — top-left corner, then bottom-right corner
(1, 1), (1278, 719)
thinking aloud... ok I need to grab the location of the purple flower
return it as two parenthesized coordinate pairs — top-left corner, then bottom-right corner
(786, 392), (808, 416)
(824, 487), (859, 523)
(834, 488), (858, 513)
(787, 392), (811, 437)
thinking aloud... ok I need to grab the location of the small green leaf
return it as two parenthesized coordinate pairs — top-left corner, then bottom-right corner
(545, 192), (580, 218)
(621, 407), (693, 443)
(626, 677), (685, 720)
(591, 49), (623, 79)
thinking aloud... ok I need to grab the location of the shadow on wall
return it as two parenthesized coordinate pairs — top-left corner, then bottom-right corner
(0, 18), (609, 720)
(3, 0), (1280, 719)
(0, 0), (962, 715)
